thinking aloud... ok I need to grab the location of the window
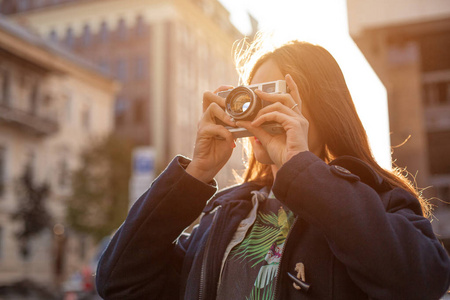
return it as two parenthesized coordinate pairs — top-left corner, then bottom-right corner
(18, 0), (29, 11)
(436, 185), (450, 203)
(82, 24), (92, 46)
(58, 158), (69, 189)
(0, 226), (3, 259)
(100, 21), (109, 42)
(117, 18), (127, 40)
(135, 15), (146, 36)
(29, 82), (38, 114)
(49, 29), (58, 43)
(115, 98), (127, 127)
(99, 60), (110, 75)
(428, 130), (450, 175)
(434, 184), (450, 216)
(27, 151), (36, 178)
(23, 150), (36, 195)
(424, 81), (450, 106)
(420, 31), (450, 72)
(0, 69), (10, 106)
(0, 146), (6, 197)
(133, 99), (145, 125)
(66, 27), (74, 48)
(34, 0), (44, 8)
(65, 91), (73, 123)
(135, 57), (146, 79)
(117, 59), (127, 81)
(81, 105), (90, 131)
(21, 239), (32, 261)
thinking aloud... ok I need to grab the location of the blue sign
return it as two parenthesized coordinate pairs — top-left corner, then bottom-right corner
(134, 156), (154, 174)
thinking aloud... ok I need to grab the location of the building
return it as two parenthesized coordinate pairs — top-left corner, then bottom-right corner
(0, 16), (116, 287)
(347, 0), (450, 250)
(1, 0), (244, 181)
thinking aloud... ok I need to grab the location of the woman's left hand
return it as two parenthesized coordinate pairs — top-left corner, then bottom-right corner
(236, 74), (310, 168)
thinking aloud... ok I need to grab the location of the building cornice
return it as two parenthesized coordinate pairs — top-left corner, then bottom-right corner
(360, 16), (450, 41)
(9, 0), (242, 47)
(0, 18), (118, 93)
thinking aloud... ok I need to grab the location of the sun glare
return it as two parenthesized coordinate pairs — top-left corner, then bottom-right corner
(220, 0), (392, 169)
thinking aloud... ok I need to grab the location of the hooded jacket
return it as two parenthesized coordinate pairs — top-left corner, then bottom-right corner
(96, 151), (450, 300)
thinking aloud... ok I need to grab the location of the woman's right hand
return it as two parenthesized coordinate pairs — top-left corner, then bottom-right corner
(186, 86), (236, 184)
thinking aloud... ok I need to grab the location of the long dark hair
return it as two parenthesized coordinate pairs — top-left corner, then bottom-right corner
(235, 39), (431, 217)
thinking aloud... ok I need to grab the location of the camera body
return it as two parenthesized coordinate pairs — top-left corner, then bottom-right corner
(217, 80), (287, 138)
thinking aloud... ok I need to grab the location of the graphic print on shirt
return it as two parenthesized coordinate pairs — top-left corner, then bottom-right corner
(229, 206), (295, 300)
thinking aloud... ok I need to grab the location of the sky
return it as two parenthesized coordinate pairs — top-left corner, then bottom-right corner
(218, 0), (392, 169)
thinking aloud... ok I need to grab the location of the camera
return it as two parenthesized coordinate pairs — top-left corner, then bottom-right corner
(217, 80), (288, 138)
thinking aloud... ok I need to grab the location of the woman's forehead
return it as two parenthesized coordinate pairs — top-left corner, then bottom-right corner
(250, 59), (284, 85)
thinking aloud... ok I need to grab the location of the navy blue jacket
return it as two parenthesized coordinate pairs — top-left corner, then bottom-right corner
(96, 151), (450, 299)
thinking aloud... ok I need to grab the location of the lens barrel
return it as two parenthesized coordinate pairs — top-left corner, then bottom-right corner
(225, 86), (260, 121)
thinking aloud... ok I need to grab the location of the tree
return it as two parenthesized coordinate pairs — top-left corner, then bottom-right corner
(13, 164), (52, 259)
(66, 134), (133, 242)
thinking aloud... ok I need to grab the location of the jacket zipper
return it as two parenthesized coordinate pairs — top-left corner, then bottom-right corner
(199, 205), (222, 300)
(273, 216), (298, 300)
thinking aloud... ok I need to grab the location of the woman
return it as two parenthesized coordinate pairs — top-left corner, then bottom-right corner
(96, 41), (450, 299)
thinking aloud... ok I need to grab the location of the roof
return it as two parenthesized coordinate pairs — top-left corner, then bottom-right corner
(0, 15), (111, 80)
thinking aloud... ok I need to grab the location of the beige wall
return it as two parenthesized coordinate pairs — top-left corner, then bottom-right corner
(385, 42), (429, 184)
(348, 0), (450, 37)
(0, 22), (116, 285)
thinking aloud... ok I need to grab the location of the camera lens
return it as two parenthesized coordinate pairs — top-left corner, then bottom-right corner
(225, 86), (259, 120)
(230, 93), (251, 113)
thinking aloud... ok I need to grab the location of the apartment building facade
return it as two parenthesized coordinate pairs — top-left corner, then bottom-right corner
(347, 0), (450, 250)
(0, 16), (116, 287)
(2, 0), (243, 180)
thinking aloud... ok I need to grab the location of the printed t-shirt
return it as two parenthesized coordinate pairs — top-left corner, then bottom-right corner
(216, 190), (295, 300)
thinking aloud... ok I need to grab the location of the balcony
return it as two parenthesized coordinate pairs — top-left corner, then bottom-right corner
(0, 102), (58, 137)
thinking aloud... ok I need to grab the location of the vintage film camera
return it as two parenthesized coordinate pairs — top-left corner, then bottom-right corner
(217, 80), (288, 138)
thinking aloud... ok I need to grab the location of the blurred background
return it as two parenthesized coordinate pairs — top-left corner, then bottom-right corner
(0, 0), (449, 299)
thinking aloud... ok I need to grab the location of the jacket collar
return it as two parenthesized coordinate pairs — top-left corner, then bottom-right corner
(204, 155), (391, 214)
(203, 181), (262, 213)
(330, 156), (392, 193)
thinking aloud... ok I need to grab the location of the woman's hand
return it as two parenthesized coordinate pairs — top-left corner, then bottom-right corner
(236, 74), (309, 168)
(186, 87), (236, 183)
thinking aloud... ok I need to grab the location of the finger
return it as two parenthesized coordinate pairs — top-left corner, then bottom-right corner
(200, 124), (234, 146)
(214, 85), (234, 94)
(203, 91), (226, 112)
(202, 102), (235, 127)
(285, 74), (302, 113)
(251, 111), (297, 128)
(254, 101), (298, 120)
(254, 89), (293, 107)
